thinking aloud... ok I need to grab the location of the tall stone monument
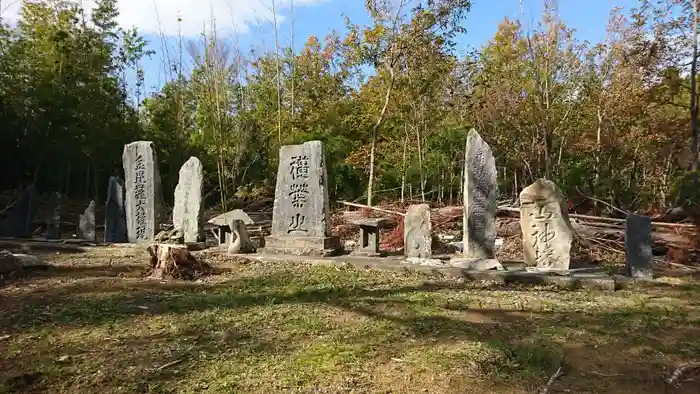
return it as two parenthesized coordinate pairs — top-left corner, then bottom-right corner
(450, 129), (502, 270)
(172, 157), (203, 244)
(105, 176), (127, 243)
(264, 140), (340, 255)
(123, 141), (162, 243)
(78, 200), (96, 241)
(519, 179), (574, 271)
(625, 214), (653, 280)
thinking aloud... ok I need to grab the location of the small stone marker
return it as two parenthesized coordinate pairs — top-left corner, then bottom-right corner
(45, 192), (61, 239)
(173, 157), (203, 244)
(520, 179), (574, 271)
(404, 204), (432, 260)
(105, 176), (127, 243)
(450, 129), (502, 270)
(227, 217), (255, 254)
(349, 217), (386, 257)
(5, 185), (36, 238)
(264, 140), (340, 255)
(625, 214), (653, 280)
(123, 141), (162, 243)
(78, 200), (96, 241)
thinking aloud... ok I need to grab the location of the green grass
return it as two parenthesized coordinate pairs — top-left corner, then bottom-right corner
(1, 248), (699, 393)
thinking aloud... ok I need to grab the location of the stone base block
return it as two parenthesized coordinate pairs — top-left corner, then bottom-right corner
(403, 257), (445, 266)
(350, 249), (386, 258)
(262, 235), (341, 257)
(449, 257), (504, 271)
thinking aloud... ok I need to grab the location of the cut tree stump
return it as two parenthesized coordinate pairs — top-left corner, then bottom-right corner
(146, 243), (211, 280)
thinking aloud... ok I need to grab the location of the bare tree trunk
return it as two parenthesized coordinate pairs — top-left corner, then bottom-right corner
(367, 66), (395, 206)
(400, 127), (408, 203)
(415, 123), (425, 202)
(290, 0), (295, 127)
(690, 0), (699, 188)
(272, 0), (282, 143)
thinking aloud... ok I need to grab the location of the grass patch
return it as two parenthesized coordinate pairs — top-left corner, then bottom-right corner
(1, 249), (700, 393)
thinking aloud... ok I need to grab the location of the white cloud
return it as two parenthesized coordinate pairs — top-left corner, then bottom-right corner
(1, 0), (325, 37)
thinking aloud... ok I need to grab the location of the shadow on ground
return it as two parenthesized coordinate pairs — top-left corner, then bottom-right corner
(1, 263), (699, 393)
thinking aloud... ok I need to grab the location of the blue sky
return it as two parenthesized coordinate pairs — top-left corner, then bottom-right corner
(1, 0), (641, 97)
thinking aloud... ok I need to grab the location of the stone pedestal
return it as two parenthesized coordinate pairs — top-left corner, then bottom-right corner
(263, 141), (340, 256)
(349, 218), (386, 257)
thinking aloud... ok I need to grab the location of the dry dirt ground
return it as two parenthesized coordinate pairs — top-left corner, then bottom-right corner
(1, 246), (700, 394)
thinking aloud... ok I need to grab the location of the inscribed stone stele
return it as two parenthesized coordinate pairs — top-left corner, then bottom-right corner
(123, 141), (162, 243)
(519, 179), (574, 271)
(173, 157), (203, 244)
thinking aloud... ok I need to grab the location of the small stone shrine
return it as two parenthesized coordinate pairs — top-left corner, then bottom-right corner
(520, 179), (574, 271)
(105, 176), (127, 243)
(264, 140), (340, 256)
(349, 217), (386, 257)
(625, 213), (653, 280)
(173, 157), (203, 244)
(450, 129), (502, 270)
(45, 192), (61, 239)
(123, 141), (162, 243)
(78, 200), (96, 241)
(208, 209), (255, 252)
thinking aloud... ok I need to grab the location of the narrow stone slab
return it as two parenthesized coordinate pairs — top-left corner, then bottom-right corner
(123, 141), (162, 243)
(625, 213), (653, 280)
(173, 157), (203, 244)
(264, 140), (339, 255)
(45, 192), (61, 239)
(451, 129), (498, 268)
(520, 179), (574, 271)
(105, 176), (127, 243)
(4, 185), (36, 238)
(404, 204), (432, 261)
(78, 200), (96, 241)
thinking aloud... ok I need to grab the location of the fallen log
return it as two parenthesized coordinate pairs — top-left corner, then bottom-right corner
(340, 201), (406, 216)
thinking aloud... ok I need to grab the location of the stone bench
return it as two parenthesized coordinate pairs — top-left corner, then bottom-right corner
(347, 217), (387, 257)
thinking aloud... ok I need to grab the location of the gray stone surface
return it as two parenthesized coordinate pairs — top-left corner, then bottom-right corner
(105, 176), (127, 243)
(459, 129), (498, 260)
(404, 204), (432, 260)
(520, 179), (575, 271)
(227, 218), (254, 254)
(123, 141), (162, 243)
(3, 185), (36, 238)
(45, 192), (61, 239)
(78, 200), (96, 241)
(350, 218), (386, 257)
(173, 157), (203, 244)
(265, 140), (339, 255)
(625, 213), (653, 280)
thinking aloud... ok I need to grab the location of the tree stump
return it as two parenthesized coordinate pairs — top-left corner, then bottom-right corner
(146, 243), (211, 280)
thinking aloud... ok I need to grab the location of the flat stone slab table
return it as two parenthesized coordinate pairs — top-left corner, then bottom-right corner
(348, 217), (388, 257)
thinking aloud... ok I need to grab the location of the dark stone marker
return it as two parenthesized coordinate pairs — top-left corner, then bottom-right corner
(625, 214), (653, 280)
(104, 176), (127, 243)
(45, 192), (61, 239)
(78, 200), (96, 241)
(4, 185), (36, 238)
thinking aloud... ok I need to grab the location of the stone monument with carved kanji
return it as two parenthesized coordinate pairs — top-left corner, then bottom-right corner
(263, 140), (340, 256)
